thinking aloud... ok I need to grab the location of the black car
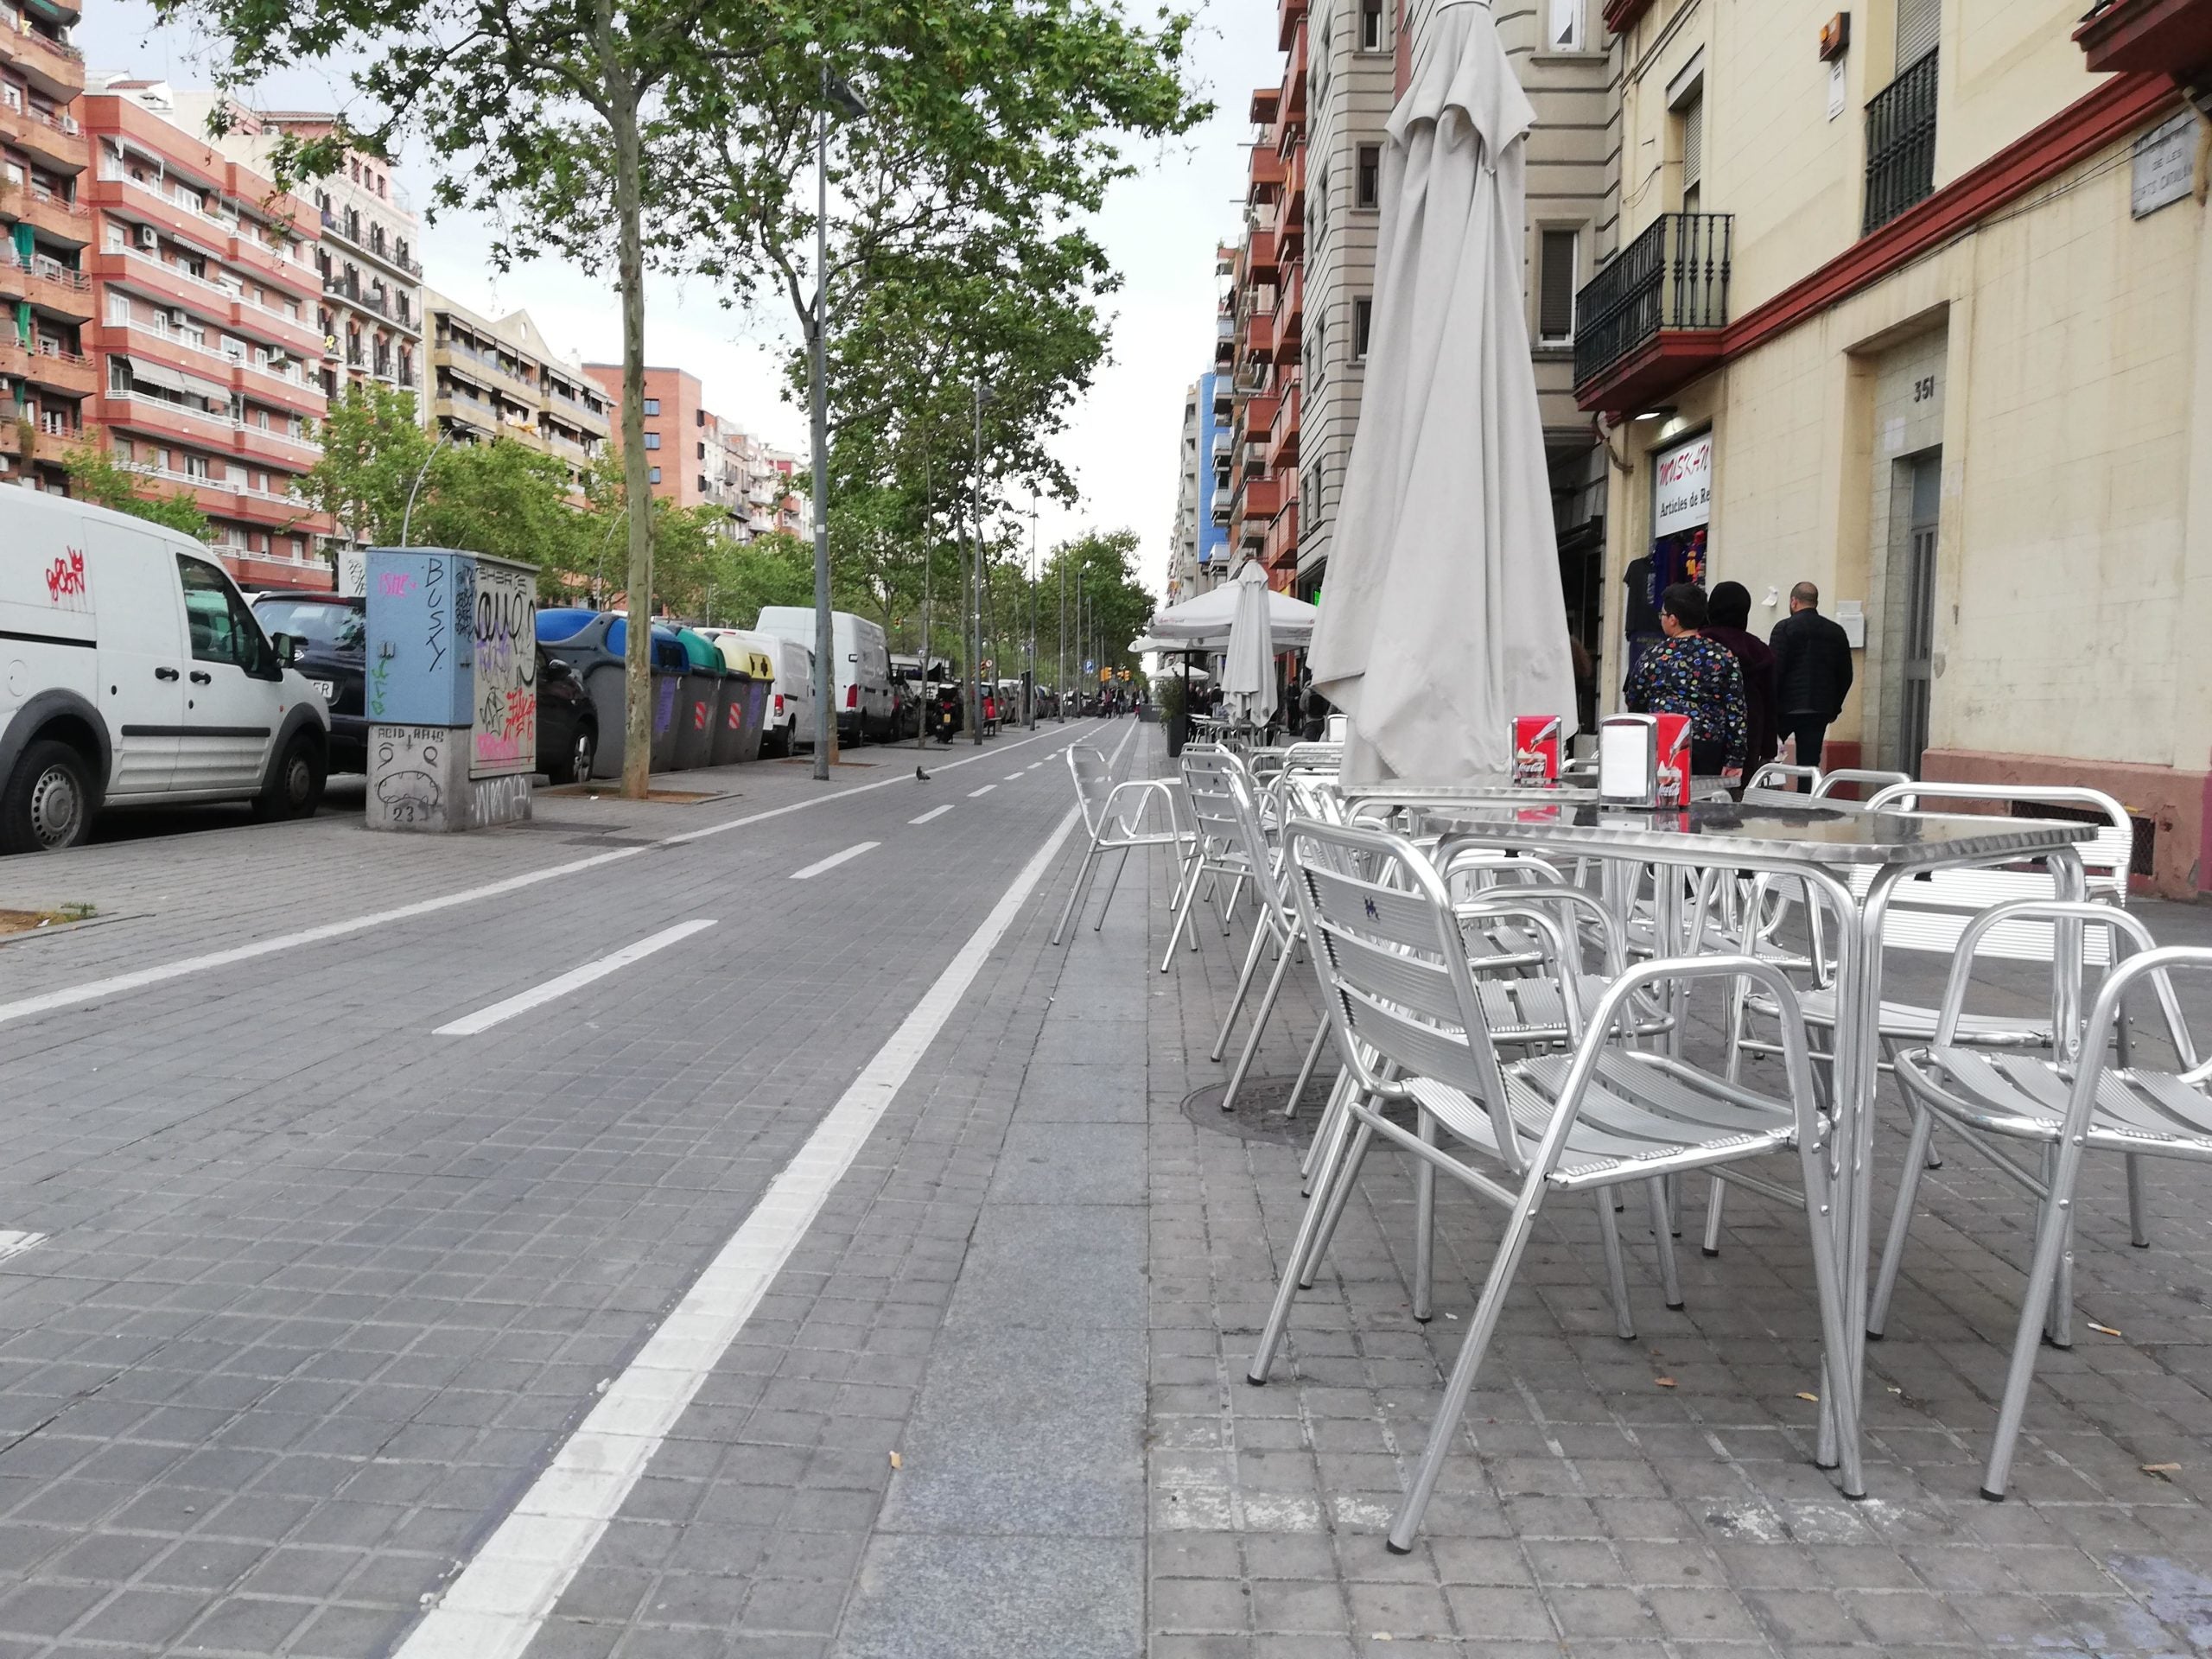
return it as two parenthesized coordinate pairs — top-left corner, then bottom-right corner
(251, 593), (367, 773)
(250, 594), (597, 784)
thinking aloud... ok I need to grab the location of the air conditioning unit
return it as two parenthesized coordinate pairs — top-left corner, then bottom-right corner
(137, 225), (158, 250)
(169, 308), (187, 328)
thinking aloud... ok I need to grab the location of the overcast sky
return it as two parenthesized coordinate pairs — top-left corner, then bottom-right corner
(79, 0), (1277, 598)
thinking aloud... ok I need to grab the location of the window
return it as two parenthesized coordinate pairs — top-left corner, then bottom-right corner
(1353, 296), (1373, 361)
(1358, 0), (1387, 52)
(1678, 91), (1704, 215)
(649, 466), (662, 484)
(696, 408), (706, 426)
(176, 555), (270, 675)
(697, 474), (709, 493)
(1538, 228), (1579, 344)
(643, 397), (660, 416)
(1897, 0), (1938, 67)
(106, 293), (130, 326)
(643, 431), (661, 450)
(1547, 0), (1582, 50)
(697, 441), (707, 460)
(1356, 144), (1381, 210)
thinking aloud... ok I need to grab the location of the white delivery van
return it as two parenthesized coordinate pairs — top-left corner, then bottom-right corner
(702, 627), (815, 755)
(0, 491), (331, 852)
(753, 607), (893, 746)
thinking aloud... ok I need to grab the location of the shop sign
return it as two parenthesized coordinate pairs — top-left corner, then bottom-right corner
(1652, 433), (1713, 535)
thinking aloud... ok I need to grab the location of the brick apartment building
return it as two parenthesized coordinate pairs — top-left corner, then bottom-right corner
(583, 362), (807, 542)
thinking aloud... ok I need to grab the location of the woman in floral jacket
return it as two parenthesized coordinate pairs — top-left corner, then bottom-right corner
(1624, 582), (1747, 777)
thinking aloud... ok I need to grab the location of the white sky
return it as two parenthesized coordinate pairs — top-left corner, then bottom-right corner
(79, 0), (1278, 599)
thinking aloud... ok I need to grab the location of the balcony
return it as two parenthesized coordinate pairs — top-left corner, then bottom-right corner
(1269, 380), (1301, 471)
(1241, 474), (1282, 521)
(1282, 31), (1307, 121)
(1283, 149), (1307, 238)
(1248, 146), (1285, 207)
(3, 181), (92, 248)
(1278, 0), (1306, 50)
(2076, 0), (2212, 77)
(232, 419), (317, 468)
(1263, 499), (1300, 571)
(1246, 228), (1280, 286)
(1572, 212), (1732, 415)
(1278, 263), (1304, 349)
(226, 229), (317, 300)
(4, 25), (85, 99)
(23, 340), (95, 397)
(1864, 50), (1938, 234)
(86, 175), (234, 257)
(0, 102), (83, 173)
(6, 255), (93, 322)
(1243, 309), (1274, 364)
(1249, 86), (1280, 126)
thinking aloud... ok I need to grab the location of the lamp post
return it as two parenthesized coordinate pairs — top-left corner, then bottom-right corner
(969, 379), (994, 746)
(809, 65), (868, 782)
(1027, 496), (1039, 729)
(398, 427), (454, 547)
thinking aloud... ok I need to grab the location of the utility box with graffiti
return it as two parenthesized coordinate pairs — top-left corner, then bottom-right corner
(362, 548), (538, 833)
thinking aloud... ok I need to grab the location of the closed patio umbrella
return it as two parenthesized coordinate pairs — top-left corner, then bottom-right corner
(1305, 0), (1576, 783)
(1222, 560), (1277, 727)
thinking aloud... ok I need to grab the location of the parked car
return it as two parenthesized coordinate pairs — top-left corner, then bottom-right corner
(753, 607), (893, 746)
(0, 492), (330, 852)
(699, 627), (814, 755)
(250, 592), (366, 774)
(534, 645), (599, 783)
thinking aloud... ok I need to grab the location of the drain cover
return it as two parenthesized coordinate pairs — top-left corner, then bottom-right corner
(1181, 1077), (1318, 1144)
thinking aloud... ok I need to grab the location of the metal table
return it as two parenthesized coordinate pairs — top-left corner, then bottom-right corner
(1404, 796), (2093, 1497)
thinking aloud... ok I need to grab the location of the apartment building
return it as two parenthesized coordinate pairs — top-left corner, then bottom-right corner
(198, 108), (423, 405)
(1167, 371), (1235, 603)
(1571, 0), (2209, 894)
(426, 289), (608, 488)
(583, 362), (809, 541)
(0, 0), (92, 496)
(79, 79), (333, 587)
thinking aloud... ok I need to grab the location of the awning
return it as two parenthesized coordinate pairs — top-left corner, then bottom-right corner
(116, 356), (184, 395)
(178, 370), (233, 405)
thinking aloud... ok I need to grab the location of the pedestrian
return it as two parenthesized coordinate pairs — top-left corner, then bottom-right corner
(1623, 582), (1746, 778)
(1768, 580), (1853, 781)
(1702, 581), (1778, 772)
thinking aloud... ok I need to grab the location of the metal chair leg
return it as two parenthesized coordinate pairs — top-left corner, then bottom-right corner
(1387, 1174), (1548, 1553)
(1982, 1133), (2090, 1500)
(1701, 1176), (1727, 1257)
(1050, 840), (1102, 946)
(1796, 1128), (1864, 1498)
(1648, 1179), (1684, 1310)
(2126, 1153), (2150, 1248)
(1412, 1109), (1436, 1322)
(1300, 1071), (1351, 1193)
(1091, 846), (1133, 931)
(1595, 1190), (1635, 1341)
(1867, 1102), (1937, 1339)
(1284, 1020), (1331, 1120)
(1299, 1113), (1372, 1290)
(1160, 850), (1203, 972)
(1213, 925), (1271, 1062)
(1249, 1115), (1371, 1384)
(1223, 940), (1295, 1111)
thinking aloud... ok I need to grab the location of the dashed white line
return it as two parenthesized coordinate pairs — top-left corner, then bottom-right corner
(790, 841), (880, 880)
(434, 921), (716, 1036)
(968, 785), (995, 798)
(908, 805), (953, 825)
(1004, 772), (1025, 781)
(0, 1232), (46, 1262)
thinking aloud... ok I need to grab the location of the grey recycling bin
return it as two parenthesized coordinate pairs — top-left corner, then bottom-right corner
(710, 637), (771, 766)
(537, 612), (690, 781)
(673, 629), (722, 771)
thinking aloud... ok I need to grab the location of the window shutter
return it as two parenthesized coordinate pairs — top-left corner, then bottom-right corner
(1681, 95), (1703, 192)
(1539, 231), (1578, 341)
(1896, 0), (1938, 67)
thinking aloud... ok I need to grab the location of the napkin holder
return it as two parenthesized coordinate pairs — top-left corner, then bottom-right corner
(1598, 714), (1658, 806)
(1510, 715), (1561, 787)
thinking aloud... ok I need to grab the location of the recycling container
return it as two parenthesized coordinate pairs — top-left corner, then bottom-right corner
(672, 629), (723, 771)
(582, 615), (688, 777)
(710, 639), (772, 766)
(537, 609), (627, 781)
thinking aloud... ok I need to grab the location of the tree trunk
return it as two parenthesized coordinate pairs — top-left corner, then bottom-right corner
(608, 44), (653, 800)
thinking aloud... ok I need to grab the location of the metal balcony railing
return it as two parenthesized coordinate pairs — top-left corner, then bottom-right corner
(1864, 49), (1938, 234)
(1571, 212), (1732, 392)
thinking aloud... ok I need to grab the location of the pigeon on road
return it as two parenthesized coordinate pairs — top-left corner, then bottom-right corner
(915, 765), (931, 781)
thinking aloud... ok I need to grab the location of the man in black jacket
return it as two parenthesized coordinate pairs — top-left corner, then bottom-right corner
(1769, 582), (1854, 781)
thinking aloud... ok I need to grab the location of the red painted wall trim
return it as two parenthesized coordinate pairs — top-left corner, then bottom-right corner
(1603, 0), (1656, 35)
(1719, 71), (2179, 362)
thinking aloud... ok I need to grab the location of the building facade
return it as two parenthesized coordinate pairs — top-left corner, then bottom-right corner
(425, 289), (608, 489)
(1166, 369), (1234, 602)
(1227, 41), (1306, 596)
(0, 0), (93, 498)
(80, 79), (334, 587)
(584, 362), (808, 541)
(1573, 0), (2212, 894)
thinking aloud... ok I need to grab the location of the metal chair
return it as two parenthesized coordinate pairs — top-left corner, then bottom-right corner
(1251, 818), (1860, 1550)
(1164, 745), (1260, 972)
(1050, 743), (1189, 945)
(1875, 899), (2208, 1499)
(1813, 767), (1911, 801)
(1750, 762), (1822, 792)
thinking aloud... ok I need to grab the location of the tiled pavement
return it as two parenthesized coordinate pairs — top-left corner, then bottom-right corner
(3, 719), (2212, 1656)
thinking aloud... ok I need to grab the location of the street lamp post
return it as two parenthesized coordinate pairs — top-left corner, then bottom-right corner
(398, 427), (454, 548)
(1027, 497), (1039, 728)
(969, 380), (993, 746)
(809, 66), (868, 782)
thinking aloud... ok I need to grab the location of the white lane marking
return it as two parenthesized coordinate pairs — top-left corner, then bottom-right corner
(391, 722), (1135, 1659)
(434, 921), (716, 1037)
(968, 785), (995, 798)
(908, 805), (953, 825)
(0, 1232), (46, 1262)
(1028, 763), (1043, 771)
(1004, 772), (1024, 781)
(0, 723), (1079, 1030)
(790, 842), (879, 880)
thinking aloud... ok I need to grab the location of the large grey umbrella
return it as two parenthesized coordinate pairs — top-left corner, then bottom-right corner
(1221, 560), (1277, 727)
(1305, 0), (1576, 783)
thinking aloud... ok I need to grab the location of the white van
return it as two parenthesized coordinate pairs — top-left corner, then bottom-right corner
(753, 607), (893, 746)
(702, 627), (815, 756)
(0, 491), (331, 852)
